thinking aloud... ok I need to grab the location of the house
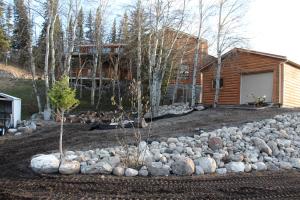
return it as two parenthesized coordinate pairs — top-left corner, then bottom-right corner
(70, 43), (132, 85)
(164, 28), (215, 103)
(200, 48), (300, 107)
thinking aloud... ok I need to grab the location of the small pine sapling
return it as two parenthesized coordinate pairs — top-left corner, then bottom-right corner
(48, 76), (79, 158)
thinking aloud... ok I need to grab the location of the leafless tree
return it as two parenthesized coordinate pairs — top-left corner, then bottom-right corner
(50, 0), (59, 86)
(213, 0), (247, 107)
(146, 0), (186, 117)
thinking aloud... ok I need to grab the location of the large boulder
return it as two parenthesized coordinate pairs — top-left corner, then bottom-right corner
(225, 162), (245, 173)
(80, 162), (112, 174)
(31, 154), (60, 174)
(113, 166), (125, 176)
(147, 162), (170, 176)
(252, 137), (272, 156)
(138, 166), (149, 176)
(171, 157), (195, 176)
(194, 157), (217, 174)
(59, 160), (80, 175)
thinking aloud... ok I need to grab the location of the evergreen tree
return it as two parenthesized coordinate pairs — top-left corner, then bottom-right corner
(12, 0), (30, 65)
(0, 0), (4, 27)
(85, 10), (93, 42)
(110, 18), (117, 43)
(5, 4), (13, 39)
(76, 7), (84, 44)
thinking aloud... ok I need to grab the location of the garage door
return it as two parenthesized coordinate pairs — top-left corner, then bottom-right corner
(240, 72), (273, 104)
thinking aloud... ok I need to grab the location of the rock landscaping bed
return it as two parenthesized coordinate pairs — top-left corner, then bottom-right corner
(31, 112), (300, 176)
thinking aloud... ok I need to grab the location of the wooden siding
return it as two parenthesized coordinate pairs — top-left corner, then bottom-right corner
(283, 63), (300, 107)
(201, 52), (282, 105)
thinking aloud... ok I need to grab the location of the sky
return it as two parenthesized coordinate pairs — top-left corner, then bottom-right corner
(245, 0), (300, 63)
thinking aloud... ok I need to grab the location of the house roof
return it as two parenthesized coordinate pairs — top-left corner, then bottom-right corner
(0, 93), (21, 101)
(200, 48), (300, 71)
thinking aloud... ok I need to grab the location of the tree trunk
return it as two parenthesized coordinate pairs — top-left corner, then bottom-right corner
(50, 14), (57, 86)
(27, 3), (42, 113)
(191, 38), (201, 107)
(214, 1), (223, 108)
(137, 0), (142, 123)
(44, 8), (52, 113)
(59, 109), (65, 158)
(91, 54), (98, 105)
(150, 73), (163, 117)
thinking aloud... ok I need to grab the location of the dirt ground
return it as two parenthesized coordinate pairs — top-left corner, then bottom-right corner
(1, 108), (300, 199)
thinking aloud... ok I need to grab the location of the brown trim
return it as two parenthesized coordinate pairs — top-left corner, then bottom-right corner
(240, 69), (274, 75)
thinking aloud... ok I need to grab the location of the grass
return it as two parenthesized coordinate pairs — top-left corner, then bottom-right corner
(0, 78), (132, 120)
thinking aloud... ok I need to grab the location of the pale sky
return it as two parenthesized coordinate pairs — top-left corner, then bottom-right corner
(245, 0), (300, 63)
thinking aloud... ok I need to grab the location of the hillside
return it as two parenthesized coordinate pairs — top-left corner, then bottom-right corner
(0, 63), (41, 79)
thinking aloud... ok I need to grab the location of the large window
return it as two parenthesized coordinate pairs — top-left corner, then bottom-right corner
(212, 78), (223, 89)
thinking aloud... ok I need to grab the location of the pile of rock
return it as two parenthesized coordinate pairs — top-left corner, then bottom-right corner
(31, 112), (300, 176)
(7, 120), (37, 136)
(144, 103), (194, 119)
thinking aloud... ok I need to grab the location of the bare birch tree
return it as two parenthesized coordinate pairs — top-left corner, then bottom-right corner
(50, 0), (59, 86)
(213, 0), (247, 107)
(27, 0), (42, 113)
(146, 0), (186, 117)
(136, 0), (142, 123)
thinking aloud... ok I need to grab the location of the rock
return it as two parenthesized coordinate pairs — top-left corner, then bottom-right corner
(28, 122), (37, 131)
(14, 132), (22, 136)
(290, 158), (300, 169)
(244, 163), (252, 172)
(254, 162), (267, 171)
(102, 156), (121, 168)
(18, 126), (33, 134)
(113, 166), (125, 176)
(138, 166), (149, 176)
(208, 137), (223, 150)
(194, 105), (205, 111)
(147, 162), (170, 176)
(216, 168), (227, 175)
(59, 160), (80, 175)
(226, 162), (245, 173)
(194, 157), (217, 174)
(266, 162), (279, 171)
(167, 138), (179, 144)
(7, 129), (18, 134)
(31, 154), (60, 174)
(252, 137), (272, 156)
(267, 141), (280, 156)
(125, 168), (139, 177)
(195, 166), (205, 175)
(171, 157), (195, 176)
(80, 162), (112, 174)
(280, 162), (293, 170)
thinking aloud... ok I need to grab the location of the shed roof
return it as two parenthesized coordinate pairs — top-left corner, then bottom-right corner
(0, 93), (21, 101)
(200, 48), (300, 71)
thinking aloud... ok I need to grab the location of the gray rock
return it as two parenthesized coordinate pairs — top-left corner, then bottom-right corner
(195, 165), (204, 175)
(216, 168), (227, 175)
(244, 163), (252, 172)
(208, 137), (223, 151)
(226, 162), (245, 173)
(113, 166), (125, 176)
(290, 158), (300, 169)
(138, 166), (149, 176)
(31, 154), (60, 174)
(7, 129), (18, 134)
(254, 162), (267, 171)
(81, 162), (112, 174)
(102, 156), (121, 168)
(147, 162), (170, 176)
(252, 137), (272, 156)
(18, 126), (33, 134)
(14, 132), (22, 136)
(125, 168), (139, 177)
(167, 138), (179, 144)
(171, 157), (195, 176)
(194, 157), (217, 173)
(266, 162), (279, 171)
(59, 160), (80, 175)
(280, 161), (293, 170)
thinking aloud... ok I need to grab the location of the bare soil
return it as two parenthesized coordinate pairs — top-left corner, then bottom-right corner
(1, 108), (300, 199)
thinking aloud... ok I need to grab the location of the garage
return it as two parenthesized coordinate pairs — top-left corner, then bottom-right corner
(240, 72), (273, 104)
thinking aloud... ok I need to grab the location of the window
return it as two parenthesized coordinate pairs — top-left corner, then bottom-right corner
(212, 78), (223, 89)
(179, 65), (189, 80)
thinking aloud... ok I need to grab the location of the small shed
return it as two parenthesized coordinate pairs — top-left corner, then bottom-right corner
(0, 93), (21, 128)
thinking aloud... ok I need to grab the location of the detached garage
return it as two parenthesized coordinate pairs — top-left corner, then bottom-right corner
(200, 48), (300, 107)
